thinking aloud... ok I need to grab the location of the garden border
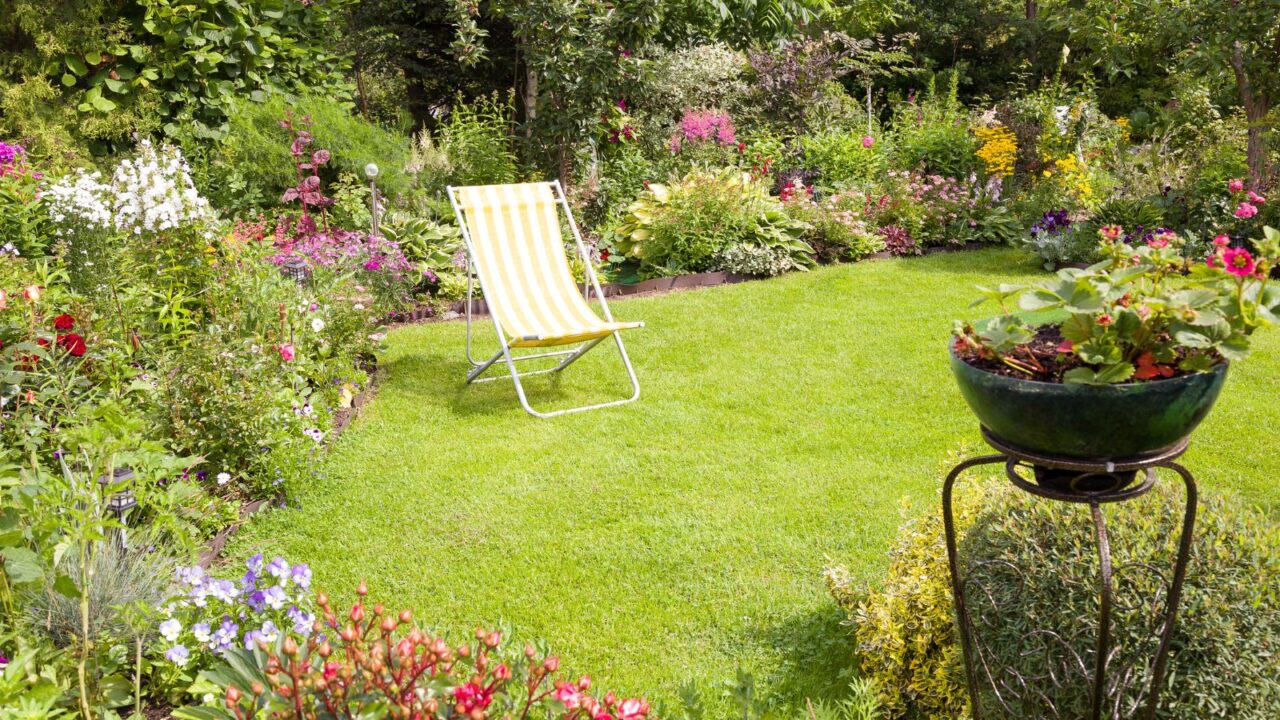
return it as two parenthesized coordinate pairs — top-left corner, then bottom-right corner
(386, 241), (995, 323)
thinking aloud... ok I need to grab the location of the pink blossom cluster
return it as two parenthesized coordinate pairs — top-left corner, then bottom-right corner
(1227, 178), (1267, 219)
(269, 216), (414, 280)
(669, 109), (736, 152)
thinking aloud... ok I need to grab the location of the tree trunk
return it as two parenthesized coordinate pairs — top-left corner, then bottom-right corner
(1230, 41), (1272, 186)
(1026, 0), (1037, 20)
(355, 68), (371, 120)
(523, 66), (538, 139)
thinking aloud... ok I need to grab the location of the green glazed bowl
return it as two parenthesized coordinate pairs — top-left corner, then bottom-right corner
(949, 343), (1229, 460)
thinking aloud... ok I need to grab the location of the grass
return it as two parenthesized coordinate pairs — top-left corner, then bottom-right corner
(227, 247), (1280, 714)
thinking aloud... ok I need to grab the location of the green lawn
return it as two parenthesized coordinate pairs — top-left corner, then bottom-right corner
(227, 247), (1280, 714)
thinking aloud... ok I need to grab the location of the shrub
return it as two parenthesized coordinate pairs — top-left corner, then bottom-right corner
(828, 478), (1280, 720)
(786, 190), (886, 263)
(639, 44), (753, 133)
(801, 131), (886, 189)
(605, 169), (813, 278)
(891, 76), (978, 179)
(194, 94), (411, 214)
(436, 93), (520, 187)
(175, 581), (654, 720)
(1021, 208), (1095, 269)
(0, 142), (53, 258)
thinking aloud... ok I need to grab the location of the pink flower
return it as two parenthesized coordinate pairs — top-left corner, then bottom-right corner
(1097, 313), (1114, 327)
(278, 343), (295, 362)
(1098, 224), (1124, 241)
(555, 685), (582, 709)
(1235, 202), (1258, 219)
(1228, 178), (1245, 193)
(862, 135), (876, 148)
(1248, 190), (1267, 205)
(22, 285), (40, 303)
(0, 289), (7, 310)
(1222, 247), (1256, 277)
(618, 699), (648, 720)
(1213, 234), (1231, 247)
(453, 682), (493, 713)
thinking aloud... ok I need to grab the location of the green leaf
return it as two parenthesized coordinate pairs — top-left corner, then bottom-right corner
(0, 546), (44, 586)
(1064, 362), (1134, 385)
(64, 54), (88, 75)
(61, 73), (77, 87)
(53, 573), (81, 598)
(1060, 314), (1094, 342)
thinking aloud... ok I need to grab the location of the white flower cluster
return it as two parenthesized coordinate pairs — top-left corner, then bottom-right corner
(45, 140), (211, 236)
(111, 140), (211, 234)
(45, 171), (113, 234)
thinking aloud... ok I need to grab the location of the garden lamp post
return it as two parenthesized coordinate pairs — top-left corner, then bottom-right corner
(98, 466), (138, 551)
(365, 162), (381, 236)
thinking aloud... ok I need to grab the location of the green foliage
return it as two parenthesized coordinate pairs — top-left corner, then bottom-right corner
(192, 93), (410, 214)
(962, 227), (1280, 383)
(891, 75), (978, 178)
(830, 477), (1280, 719)
(1086, 197), (1165, 238)
(606, 169), (813, 278)
(801, 131), (886, 189)
(787, 194), (886, 263)
(436, 94), (520, 187)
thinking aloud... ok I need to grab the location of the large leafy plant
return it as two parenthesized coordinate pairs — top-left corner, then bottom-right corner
(955, 226), (1280, 384)
(606, 169), (813, 279)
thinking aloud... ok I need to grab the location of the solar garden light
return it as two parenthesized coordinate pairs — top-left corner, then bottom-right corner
(97, 466), (137, 550)
(365, 162), (381, 235)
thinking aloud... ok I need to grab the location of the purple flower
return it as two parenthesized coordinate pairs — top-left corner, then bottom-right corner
(243, 629), (264, 649)
(246, 590), (266, 612)
(0, 142), (24, 166)
(178, 565), (206, 587)
(266, 556), (289, 580)
(247, 553), (264, 575)
(290, 564), (312, 589)
(0, 653), (8, 667)
(164, 644), (190, 666)
(214, 618), (238, 651)
(193, 622), (212, 644)
(241, 570), (258, 592)
(263, 585), (288, 610)
(287, 605), (315, 634)
(159, 618), (182, 641)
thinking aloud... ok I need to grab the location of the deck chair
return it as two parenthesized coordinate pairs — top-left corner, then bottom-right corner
(447, 181), (643, 418)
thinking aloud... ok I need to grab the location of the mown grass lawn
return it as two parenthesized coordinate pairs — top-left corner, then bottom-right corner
(227, 247), (1280, 714)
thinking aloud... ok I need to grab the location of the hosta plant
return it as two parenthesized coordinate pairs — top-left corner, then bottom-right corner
(954, 226), (1280, 384)
(176, 582), (653, 720)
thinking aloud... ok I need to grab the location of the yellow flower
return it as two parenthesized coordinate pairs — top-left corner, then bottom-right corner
(974, 124), (1018, 179)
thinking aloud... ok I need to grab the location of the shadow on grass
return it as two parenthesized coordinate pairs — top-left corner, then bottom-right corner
(378, 348), (636, 418)
(753, 603), (863, 712)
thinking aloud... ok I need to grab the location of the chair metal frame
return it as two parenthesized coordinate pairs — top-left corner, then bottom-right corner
(447, 180), (641, 418)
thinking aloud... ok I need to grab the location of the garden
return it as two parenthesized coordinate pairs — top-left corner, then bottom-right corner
(2, 1), (1279, 719)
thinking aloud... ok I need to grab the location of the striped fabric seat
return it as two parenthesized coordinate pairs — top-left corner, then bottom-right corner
(454, 183), (642, 348)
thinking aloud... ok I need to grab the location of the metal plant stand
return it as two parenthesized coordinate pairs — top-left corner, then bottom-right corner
(943, 428), (1198, 720)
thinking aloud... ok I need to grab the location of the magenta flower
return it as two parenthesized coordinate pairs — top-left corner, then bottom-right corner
(1235, 202), (1259, 219)
(1248, 190), (1267, 205)
(862, 135), (876, 148)
(1228, 178), (1245, 193)
(278, 343), (295, 362)
(1213, 234), (1231, 247)
(1222, 247), (1256, 277)
(672, 109), (736, 151)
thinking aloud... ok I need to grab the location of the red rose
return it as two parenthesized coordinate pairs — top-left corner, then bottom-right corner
(53, 314), (75, 330)
(57, 333), (86, 357)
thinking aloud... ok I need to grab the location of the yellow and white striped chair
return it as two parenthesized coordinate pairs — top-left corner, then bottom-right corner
(447, 181), (643, 417)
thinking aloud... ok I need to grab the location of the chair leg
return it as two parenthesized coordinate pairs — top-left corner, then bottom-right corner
(510, 332), (640, 418)
(467, 348), (505, 384)
(553, 337), (605, 372)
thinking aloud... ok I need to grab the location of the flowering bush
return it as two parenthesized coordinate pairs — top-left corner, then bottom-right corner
(155, 555), (316, 681)
(177, 581), (653, 720)
(955, 225), (1280, 384)
(1021, 208), (1095, 269)
(785, 190), (886, 263)
(973, 123), (1017, 178)
(0, 141), (51, 258)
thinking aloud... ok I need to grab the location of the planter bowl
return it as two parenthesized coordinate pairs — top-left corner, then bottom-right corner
(950, 344), (1229, 461)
